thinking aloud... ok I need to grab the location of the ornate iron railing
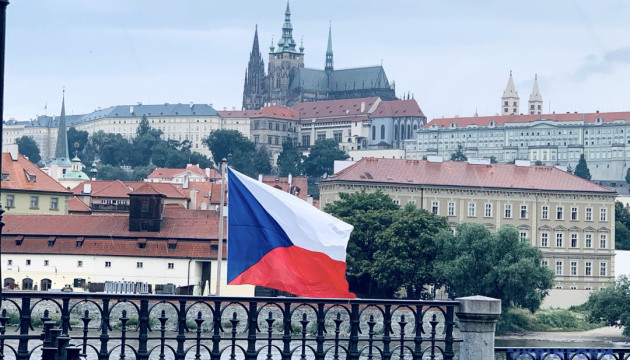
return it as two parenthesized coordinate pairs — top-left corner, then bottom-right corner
(0, 292), (458, 360)
(495, 347), (624, 360)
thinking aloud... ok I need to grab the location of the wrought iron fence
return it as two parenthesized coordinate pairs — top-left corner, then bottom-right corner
(0, 292), (458, 360)
(495, 347), (627, 360)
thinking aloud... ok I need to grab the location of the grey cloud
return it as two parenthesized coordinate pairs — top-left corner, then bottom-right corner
(574, 46), (630, 80)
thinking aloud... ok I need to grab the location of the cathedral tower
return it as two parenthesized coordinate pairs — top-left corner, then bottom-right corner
(501, 71), (519, 115)
(267, 1), (304, 106)
(242, 25), (267, 110)
(528, 74), (543, 115)
(325, 23), (333, 77)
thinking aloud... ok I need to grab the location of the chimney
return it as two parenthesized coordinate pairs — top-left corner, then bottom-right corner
(307, 195), (313, 205)
(205, 168), (210, 179)
(258, 174), (263, 182)
(190, 189), (197, 210)
(3, 143), (18, 161)
(183, 176), (189, 189)
(360, 102), (366, 112)
(190, 102), (194, 109)
(83, 183), (92, 194)
(288, 173), (292, 185)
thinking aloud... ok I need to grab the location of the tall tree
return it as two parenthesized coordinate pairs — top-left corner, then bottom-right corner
(324, 191), (400, 297)
(205, 129), (257, 176)
(450, 143), (467, 161)
(587, 276), (630, 336)
(136, 114), (152, 136)
(277, 139), (303, 176)
(16, 136), (41, 163)
(616, 201), (630, 250)
(253, 146), (272, 175)
(83, 131), (131, 166)
(574, 154), (592, 180)
(66, 127), (89, 155)
(434, 224), (554, 312)
(302, 139), (348, 178)
(96, 164), (131, 181)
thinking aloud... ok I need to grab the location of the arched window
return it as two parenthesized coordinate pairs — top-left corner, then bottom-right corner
(401, 125), (405, 140)
(395, 125), (399, 140)
(41, 279), (52, 292)
(407, 124), (411, 139)
(371, 126), (376, 140)
(3, 277), (15, 289)
(22, 278), (33, 290)
(414, 124), (418, 130)
(380, 125), (385, 139)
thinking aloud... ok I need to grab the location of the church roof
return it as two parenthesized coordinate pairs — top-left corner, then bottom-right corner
(371, 99), (425, 118)
(290, 66), (391, 94)
(296, 97), (379, 118)
(529, 75), (542, 102)
(502, 71), (519, 99)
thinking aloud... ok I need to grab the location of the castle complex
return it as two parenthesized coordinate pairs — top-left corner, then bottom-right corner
(242, 2), (397, 110)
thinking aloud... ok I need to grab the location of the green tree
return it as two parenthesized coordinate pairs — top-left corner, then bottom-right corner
(136, 114), (152, 136)
(16, 136), (41, 163)
(188, 152), (213, 169)
(587, 276), (630, 336)
(534, 160), (544, 166)
(253, 146), (272, 175)
(626, 168), (630, 186)
(131, 165), (157, 181)
(205, 129), (257, 176)
(574, 154), (592, 180)
(434, 224), (554, 312)
(324, 191), (400, 297)
(566, 164), (574, 174)
(302, 139), (348, 178)
(449, 143), (467, 161)
(489, 156), (498, 164)
(372, 204), (450, 298)
(96, 164), (131, 181)
(83, 131), (131, 166)
(616, 201), (630, 250)
(67, 127), (89, 155)
(277, 139), (303, 176)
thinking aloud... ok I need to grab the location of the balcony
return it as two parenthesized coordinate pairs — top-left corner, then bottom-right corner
(90, 204), (130, 212)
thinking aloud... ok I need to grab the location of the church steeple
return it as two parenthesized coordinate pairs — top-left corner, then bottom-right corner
(528, 74), (543, 115)
(242, 25), (267, 110)
(501, 70), (519, 115)
(276, 1), (297, 53)
(54, 89), (70, 164)
(325, 23), (333, 75)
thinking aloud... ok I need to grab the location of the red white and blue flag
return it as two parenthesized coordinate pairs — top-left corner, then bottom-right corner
(227, 168), (355, 298)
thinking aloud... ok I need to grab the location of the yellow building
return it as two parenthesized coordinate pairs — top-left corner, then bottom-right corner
(320, 157), (616, 308)
(1, 146), (72, 215)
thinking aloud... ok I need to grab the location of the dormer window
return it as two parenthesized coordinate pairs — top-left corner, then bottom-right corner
(1, 173), (8, 181)
(489, 121), (496, 127)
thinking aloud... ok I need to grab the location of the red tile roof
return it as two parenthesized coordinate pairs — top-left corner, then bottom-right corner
(147, 164), (210, 179)
(325, 157), (614, 194)
(371, 99), (425, 118)
(299, 115), (369, 125)
(219, 106), (298, 120)
(296, 97), (379, 119)
(425, 111), (630, 129)
(1, 153), (71, 194)
(68, 197), (91, 213)
(71, 180), (187, 199)
(129, 183), (164, 196)
(3, 210), (221, 240)
(175, 182), (214, 210)
(261, 176), (309, 201)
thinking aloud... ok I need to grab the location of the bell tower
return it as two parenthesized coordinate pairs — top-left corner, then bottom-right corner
(501, 71), (519, 115)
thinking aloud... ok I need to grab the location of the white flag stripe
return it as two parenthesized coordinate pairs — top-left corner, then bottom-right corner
(230, 169), (353, 262)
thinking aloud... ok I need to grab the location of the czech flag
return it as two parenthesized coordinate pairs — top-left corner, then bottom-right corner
(227, 168), (355, 298)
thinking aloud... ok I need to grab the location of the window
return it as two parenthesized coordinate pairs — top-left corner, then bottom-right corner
(600, 234), (607, 249)
(585, 262), (592, 276)
(541, 206), (549, 220)
(556, 233), (563, 247)
(571, 207), (578, 220)
(77, 260), (83, 268)
(7, 259), (12, 265)
(5, 194), (14, 208)
(371, 126), (376, 140)
(520, 205), (527, 219)
(137, 262), (143, 269)
(541, 233), (549, 247)
(504, 204), (512, 218)
(468, 202), (476, 217)
(542, 260), (548, 267)
(600, 262), (607, 276)
(447, 202), (455, 216)
(50, 197), (58, 210)
(571, 233), (578, 248)
(570, 261), (577, 276)
(393, 199), (400, 205)
(26, 259), (31, 265)
(30, 196), (39, 209)
(586, 207), (592, 221)
(556, 206), (563, 220)
(105, 261), (111, 268)
(44, 260), (49, 266)
(585, 234), (592, 248)
(141, 202), (149, 213)
(168, 263), (174, 269)
(380, 125), (385, 139)
(520, 231), (527, 241)
(431, 201), (439, 215)
(555, 261), (563, 276)
(600, 208), (607, 221)
(485, 203), (492, 218)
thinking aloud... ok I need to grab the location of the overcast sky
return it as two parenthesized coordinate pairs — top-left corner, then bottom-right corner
(4, 0), (630, 121)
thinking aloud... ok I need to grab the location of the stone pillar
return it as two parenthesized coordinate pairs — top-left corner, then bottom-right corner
(455, 295), (501, 360)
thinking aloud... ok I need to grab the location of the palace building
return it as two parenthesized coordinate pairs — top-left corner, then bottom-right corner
(242, 2), (397, 110)
(319, 157), (616, 308)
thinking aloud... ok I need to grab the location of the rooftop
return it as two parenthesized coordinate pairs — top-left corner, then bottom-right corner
(219, 105), (298, 120)
(325, 157), (614, 194)
(296, 97), (379, 119)
(1, 153), (71, 194)
(72, 180), (187, 199)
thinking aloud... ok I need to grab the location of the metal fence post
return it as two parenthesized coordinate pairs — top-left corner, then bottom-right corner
(137, 299), (150, 360)
(348, 303), (360, 360)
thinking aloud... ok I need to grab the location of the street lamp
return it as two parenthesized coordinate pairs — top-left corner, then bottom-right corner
(0, 0), (10, 297)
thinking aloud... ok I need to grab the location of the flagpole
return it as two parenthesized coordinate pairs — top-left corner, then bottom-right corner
(215, 158), (227, 296)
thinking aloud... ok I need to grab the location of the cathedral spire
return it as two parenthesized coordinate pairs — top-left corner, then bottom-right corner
(325, 22), (333, 75)
(242, 26), (267, 110)
(252, 24), (260, 56)
(54, 89), (70, 164)
(276, 0), (297, 53)
(528, 74), (543, 115)
(501, 70), (519, 115)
